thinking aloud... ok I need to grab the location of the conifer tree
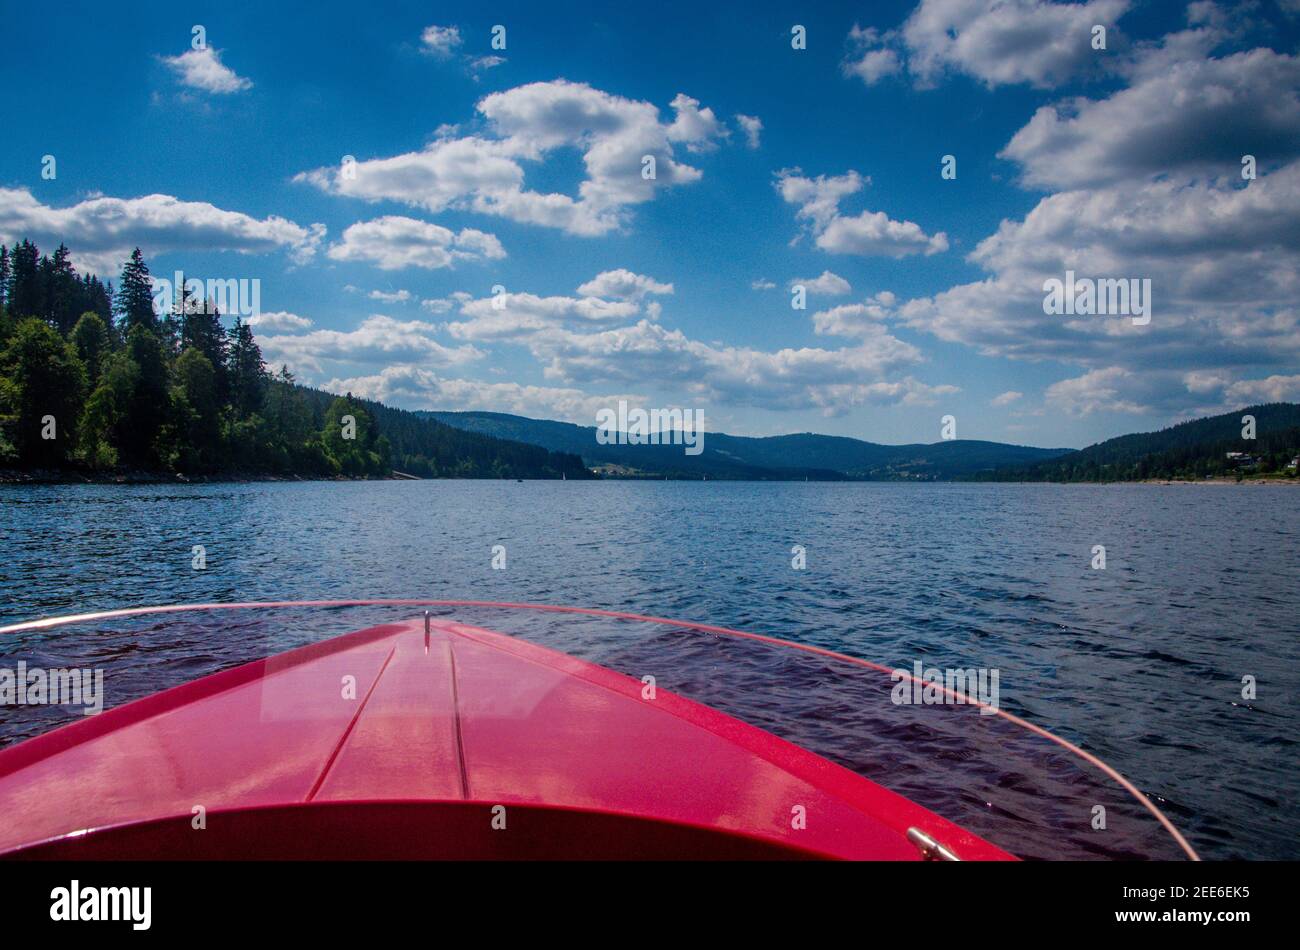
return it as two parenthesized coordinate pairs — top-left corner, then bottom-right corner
(7, 240), (41, 319)
(227, 316), (265, 418)
(115, 248), (157, 335)
(0, 244), (10, 311)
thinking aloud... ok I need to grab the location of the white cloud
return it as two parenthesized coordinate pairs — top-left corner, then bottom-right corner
(736, 114), (763, 149)
(321, 364), (644, 423)
(811, 293), (899, 336)
(367, 289), (412, 303)
(1002, 47), (1300, 189)
(1045, 367), (1150, 416)
(820, 210), (950, 258)
(245, 311), (312, 332)
(863, 0), (1132, 90)
(575, 269), (673, 300)
(447, 292), (641, 341)
(426, 269), (953, 414)
(258, 314), (483, 377)
(991, 390), (1024, 406)
(1184, 372), (1300, 406)
(666, 94), (728, 152)
(900, 161), (1300, 377)
(327, 215), (506, 270)
(420, 25), (463, 58)
(792, 270), (852, 296)
(0, 186), (323, 275)
(1222, 374), (1300, 404)
(297, 80), (728, 236)
(843, 28), (904, 85)
(751, 279), (776, 290)
(776, 169), (948, 258)
(420, 291), (472, 314)
(529, 319), (944, 415)
(161, 47), (253, 94)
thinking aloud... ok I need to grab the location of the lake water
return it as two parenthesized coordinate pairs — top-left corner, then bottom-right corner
(1, 480), (1296, 859)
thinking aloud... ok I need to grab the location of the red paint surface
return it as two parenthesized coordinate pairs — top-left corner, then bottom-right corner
(0, 619), (1014, 860)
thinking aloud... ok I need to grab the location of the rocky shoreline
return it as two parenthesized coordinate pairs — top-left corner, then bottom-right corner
(0, 469), (402, 485)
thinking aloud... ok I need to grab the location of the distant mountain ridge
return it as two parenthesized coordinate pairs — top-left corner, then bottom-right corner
(416, 410), (1073, 480)
(292, 389), (592, 479)
(976, 403), (1300, 481)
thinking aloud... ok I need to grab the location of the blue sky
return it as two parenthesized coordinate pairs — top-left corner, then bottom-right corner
(2, 0), (1299, 448)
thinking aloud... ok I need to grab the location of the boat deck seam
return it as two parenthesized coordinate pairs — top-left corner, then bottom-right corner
(304, 643), (397, 802)
(446, 638), (472, 800)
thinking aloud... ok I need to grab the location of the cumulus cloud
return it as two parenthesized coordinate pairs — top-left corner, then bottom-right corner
(420, 25), (462, 58)
(847, 48), (904, 85)
(1045, 367), (1151, 416)
(0, 186), (324, 275)
(427, 273), (949, 414)
(792, 270), (852, 296)
(776, 169), (948, 257)
(991, 390), (1024, 406)
(842, 27), (903, 85)
(1002, 47), (1300, 189)
(421, 292), (471, 314)
(245, 311), (313, 332)
(527, 319), (946, 415)
(327, 216), (505, 270)
(751, 278), (776, 290)
(812, 292), (899, 337)
(161, 47), (252, 94)
(844, 0), (1130, 90)
(296, 80), (728, 236)
(258, 314), (483, 377)
(321, 364), (644, 423)
(1183, 371), (1300, 406)
(447, 293), (641, 341)
(576, 269), (673, 300)
(888, 5), (1300, 420)
(367, 289), (412, 303)
(666, 94), (728, 152)
(899, 156), (1300, 415)
(736, 114), (763, 148)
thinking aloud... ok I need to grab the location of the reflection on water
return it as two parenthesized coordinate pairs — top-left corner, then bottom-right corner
(1, 480), (1297, 859)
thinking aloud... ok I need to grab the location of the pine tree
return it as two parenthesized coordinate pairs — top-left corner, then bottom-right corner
(181, 292), (228, 401)
(0, 246), (11, 348)
(115, 248), (157, 335)
(48, 244), (79, 334)
(7, 240), (41, 319)
(82, 274), (113, 326)
(0, 244), (10, 311)
(171, 347), (222, 471)
(227, 316), (265, 418)
(116, 324), (171, 468)
(70, 312), (111, 386)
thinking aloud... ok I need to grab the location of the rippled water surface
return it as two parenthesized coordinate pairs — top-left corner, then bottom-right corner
(1, 481), (1296, 859)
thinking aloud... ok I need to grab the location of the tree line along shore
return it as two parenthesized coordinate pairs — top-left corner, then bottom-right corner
(0, 239), (588, 481)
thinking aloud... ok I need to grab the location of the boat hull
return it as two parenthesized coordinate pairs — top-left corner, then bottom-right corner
(0, 618), (1014, 860)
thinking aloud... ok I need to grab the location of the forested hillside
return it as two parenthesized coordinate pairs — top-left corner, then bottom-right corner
(977, 404), (1300, 481)
(421, 410), (1071, 480)
(0, 239), (588, 480)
